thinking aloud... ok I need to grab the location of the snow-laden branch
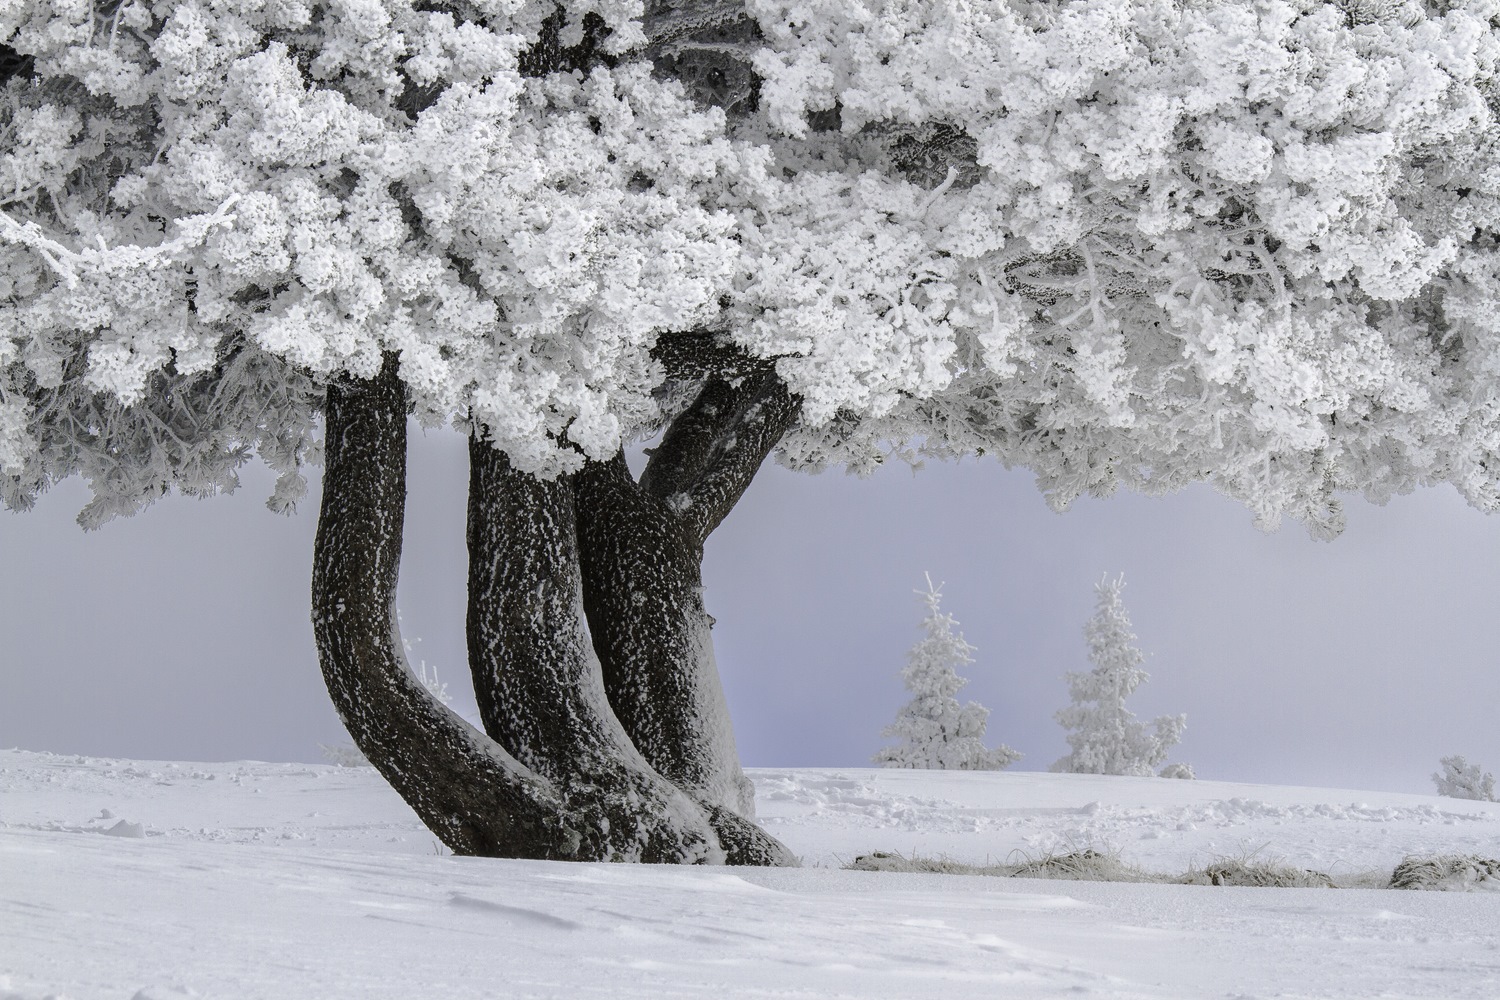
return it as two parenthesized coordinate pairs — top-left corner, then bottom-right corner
(0, 196), (241, 288)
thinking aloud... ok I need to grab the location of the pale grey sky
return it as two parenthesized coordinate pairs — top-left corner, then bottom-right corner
(4, 424), (1499, 796)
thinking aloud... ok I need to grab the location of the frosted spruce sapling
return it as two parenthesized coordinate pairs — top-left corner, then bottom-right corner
(1052, 576), (1190, 778)
(874, 576), (1022, 771)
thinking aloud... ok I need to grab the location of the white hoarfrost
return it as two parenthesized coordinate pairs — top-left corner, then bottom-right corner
(1, 0), (1499, 538)
(873, 576), (1021, 771)
(1052, 575), (1189, 777)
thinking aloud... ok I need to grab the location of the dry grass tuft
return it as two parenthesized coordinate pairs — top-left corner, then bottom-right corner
(849, 849), (1500, 892)
(1388, 855), (1500, 891)
(1179, 859), (1334, 888)
(849, 848), (1154, 883)
(1008, 848), (1156, 883)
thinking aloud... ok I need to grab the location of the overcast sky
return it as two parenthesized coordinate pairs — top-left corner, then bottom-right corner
(4, 424), (1499, 797)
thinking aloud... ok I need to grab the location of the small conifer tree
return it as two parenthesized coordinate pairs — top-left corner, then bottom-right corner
(874, 576), (1022, 771)
(1432, 755), (1497, 802)
(1051, 575), (1188, 777)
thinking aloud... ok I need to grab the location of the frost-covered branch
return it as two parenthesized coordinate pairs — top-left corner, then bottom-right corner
(0, 197), (240, 288)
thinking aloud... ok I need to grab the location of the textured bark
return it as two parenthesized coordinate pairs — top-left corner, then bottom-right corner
(312, 353), (587, 859)
(466, 436), (725, 863)
(641, 371), (799, 543)
(575, 372), (801, 865)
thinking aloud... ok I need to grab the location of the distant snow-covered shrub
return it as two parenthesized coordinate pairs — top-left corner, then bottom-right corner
(849, 848), (1154, 883)
(1159, 763), (1196, 780)
(1008, 848), (1154, 884)
(399, 612), (453, 707)
(1432, 755), (1496, 802)
(848, 851), (996, 876)
(1180, 859), (1333, 888)
(850, 849), (1335, 887)
(873, 576), (1022, 771)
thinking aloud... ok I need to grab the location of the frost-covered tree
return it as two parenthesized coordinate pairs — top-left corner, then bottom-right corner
(1052, 576), (1187, 777)
(4, 0), (1500, 863)
(873, 577), (1021, 771)
(1433, 755), (1497, 801)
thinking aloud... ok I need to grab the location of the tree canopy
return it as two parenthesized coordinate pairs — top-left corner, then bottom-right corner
(2, 0), (1497, 534)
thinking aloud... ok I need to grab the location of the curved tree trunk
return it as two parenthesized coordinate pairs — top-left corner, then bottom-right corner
(575, 371), (801, 865)
(312, 353), (588, 858)
(574, 452), (749, 812)
(465, 437), (724, 863)
(314, 352), (796, 865)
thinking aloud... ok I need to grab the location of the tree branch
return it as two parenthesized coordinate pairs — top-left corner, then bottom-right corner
(643, 0), (749, 53)
(641, 371), (799, 544)
(650, 329), (774, 382)
(639, 377), (739, 501)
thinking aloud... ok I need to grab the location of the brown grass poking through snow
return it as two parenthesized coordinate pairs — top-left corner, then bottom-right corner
(848, 850), (1500, 892)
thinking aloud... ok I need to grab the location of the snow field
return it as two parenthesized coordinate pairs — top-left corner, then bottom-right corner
(3, 750), (1499, 999)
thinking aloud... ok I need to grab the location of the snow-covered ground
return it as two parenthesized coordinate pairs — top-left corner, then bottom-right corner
(3, 750), (1499, 999)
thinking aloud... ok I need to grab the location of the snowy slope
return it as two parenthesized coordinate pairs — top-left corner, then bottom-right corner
(3, 750), (1498, 999)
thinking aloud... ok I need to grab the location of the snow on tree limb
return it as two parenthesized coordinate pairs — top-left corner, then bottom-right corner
(0, 196), (240, 289)
(1, 0), (1499, 533)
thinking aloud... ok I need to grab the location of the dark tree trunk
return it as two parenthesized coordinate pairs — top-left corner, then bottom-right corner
(312, 353), (587, 859)
(465, 437), (724, 863)
(313, 353), (798, 865)
(575, 371), (801, 865)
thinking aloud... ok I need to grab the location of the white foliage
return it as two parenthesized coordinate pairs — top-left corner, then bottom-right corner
(1052, 575), (1187, 777)
(1432, 755), (1497, 801)
(873, 576), (1022, 771)
(2, 0), (1500, 537)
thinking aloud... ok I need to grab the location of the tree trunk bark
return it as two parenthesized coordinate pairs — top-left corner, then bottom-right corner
(311, 353), (588, 859)
(313, 353), (796, 865)
(574, 372), (801, 865)
(465, 437), (725, 863)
